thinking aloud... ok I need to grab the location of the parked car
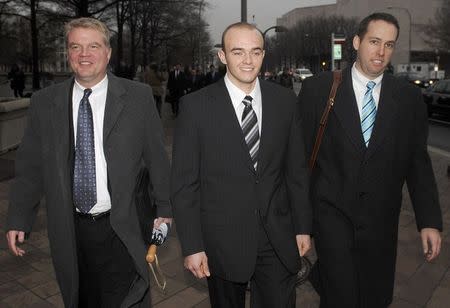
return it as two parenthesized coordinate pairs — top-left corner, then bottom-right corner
(395, 72), (435, 88)
(293, 68), (313, 82)
(422, 79), (450, 117)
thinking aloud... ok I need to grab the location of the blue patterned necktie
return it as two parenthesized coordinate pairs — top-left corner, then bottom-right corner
(361, 81), (377, 147)
(241, 95), (260, 170)
(73, 88), (97, 213)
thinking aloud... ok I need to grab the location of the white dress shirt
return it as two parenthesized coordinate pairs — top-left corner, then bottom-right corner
(351, 63), (383, 118)
(224, 74), (262, 135)
(73, 75), (111, 214)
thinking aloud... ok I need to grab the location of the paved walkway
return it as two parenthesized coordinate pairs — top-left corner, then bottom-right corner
(0, 99), (449, 307)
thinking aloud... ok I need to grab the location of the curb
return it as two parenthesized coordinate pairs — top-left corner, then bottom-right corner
(428, 146), (450, 159)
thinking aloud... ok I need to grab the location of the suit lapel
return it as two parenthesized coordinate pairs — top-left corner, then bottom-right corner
(257, 79), (275, 175)
(212, 80), (256, 175)
(365, 73), (398, 160)
(333, 68), (366, 153)
(50, 78), (74, 166)
(49, 78), (75, 203)
(103, 74), (126, 143)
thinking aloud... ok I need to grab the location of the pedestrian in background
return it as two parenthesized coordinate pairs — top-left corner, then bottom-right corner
(167, 63), (187, 116)
(204, 64), (221, 86)
(143, 63), (166, 116)
(298, 12), (442, 308)
(8, 63), (25, 97)
(278, 67), (293, 89)
(6, 17), (172, 308)
(171, 22), (311, 308)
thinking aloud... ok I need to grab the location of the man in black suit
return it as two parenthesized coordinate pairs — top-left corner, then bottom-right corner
(171, 22), (312, 307)
(298, 13), (442, 308)
(204, 64), (221, 86)
(167, 63), (186, 116)
(6, 18), (171, 308)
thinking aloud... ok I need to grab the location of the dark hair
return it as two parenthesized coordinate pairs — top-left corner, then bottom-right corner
(357, 12), (400, 40)
(221, 22), (264, 51)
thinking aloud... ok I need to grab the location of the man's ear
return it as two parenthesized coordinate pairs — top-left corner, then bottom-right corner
(218, 49), (227, 65)
(353, 35), (360, 51)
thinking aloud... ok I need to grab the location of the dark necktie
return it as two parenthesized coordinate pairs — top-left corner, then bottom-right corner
(241, 95), (260, 170)
(361, 81), (377, 147)
(73, 88), (97, 213)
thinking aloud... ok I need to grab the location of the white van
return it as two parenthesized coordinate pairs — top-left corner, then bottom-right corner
(293, 68), (313, 82)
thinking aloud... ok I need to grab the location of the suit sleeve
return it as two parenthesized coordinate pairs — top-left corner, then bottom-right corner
(406, 87), (442, 231)
(170, 96), (204, 256)
(297, 77), (319, 158)
(142, 86), (172, 217)
(286, 92), (312, 235)
(7, 97), (43, 232)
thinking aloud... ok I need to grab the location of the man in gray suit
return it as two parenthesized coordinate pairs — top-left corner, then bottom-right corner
(6, 18), (171, 308)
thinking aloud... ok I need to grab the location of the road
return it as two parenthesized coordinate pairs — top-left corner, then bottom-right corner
(428, 120), (450, 153)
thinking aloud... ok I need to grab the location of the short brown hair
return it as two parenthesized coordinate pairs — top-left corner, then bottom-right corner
(65, 17), (111, 48)
(357, 12), (400, 41)
(221, 22), (264, 51)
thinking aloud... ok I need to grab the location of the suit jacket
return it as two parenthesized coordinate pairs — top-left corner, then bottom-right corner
(171, 78), (311, 282)
(299, 67), (442, 307)
(167, 70), (186, 99)
(7, 73), (171, 308)
(204, 71), (221, 86)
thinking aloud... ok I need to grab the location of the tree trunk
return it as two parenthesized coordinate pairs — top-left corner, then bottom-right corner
(30, 0), (40, 89)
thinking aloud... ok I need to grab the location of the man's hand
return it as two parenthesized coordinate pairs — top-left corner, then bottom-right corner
(184, 251), (210, 279)
(6, 230), (26, 257)
(296, 234), (311, 257)
(421, 228), (441, 261)
(153, 217), (173, 229)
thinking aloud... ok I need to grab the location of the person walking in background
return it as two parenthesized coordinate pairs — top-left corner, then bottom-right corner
(278, 67), (293, 89)
(298, 12), (442, 308)
(167, 63), (186, 116)
(143, 63), (166, 116)
(186, 67), (204, 93)
(8, 63), (25, 97)
(171, 22), (312, 308)
(6, 17), (172, 308)
(204, 64), (221, 86)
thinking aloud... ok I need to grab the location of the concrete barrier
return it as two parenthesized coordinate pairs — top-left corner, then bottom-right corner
(0, 97), (30, 153)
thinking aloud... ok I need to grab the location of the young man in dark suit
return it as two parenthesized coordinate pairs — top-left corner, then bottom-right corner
(167, 63), (187, 116)
(171, 22), (312, 308)
(298, 12), (442, 308)
(6, 17), (172, 308)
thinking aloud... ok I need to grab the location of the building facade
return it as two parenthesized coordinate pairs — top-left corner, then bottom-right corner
(276, 0), (445, 71)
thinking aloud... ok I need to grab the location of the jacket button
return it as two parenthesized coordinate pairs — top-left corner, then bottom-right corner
(255, 180), (259, 184)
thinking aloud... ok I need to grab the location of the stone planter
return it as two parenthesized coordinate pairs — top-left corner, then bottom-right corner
(0, 97), (30, 153)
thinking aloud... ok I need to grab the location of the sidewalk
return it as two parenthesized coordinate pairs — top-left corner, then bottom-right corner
(0, 102), (449, 307)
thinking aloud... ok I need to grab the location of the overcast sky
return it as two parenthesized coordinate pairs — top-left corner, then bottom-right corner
(204, 0), (336, 44)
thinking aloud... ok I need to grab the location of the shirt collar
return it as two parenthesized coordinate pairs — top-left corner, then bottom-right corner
(352, 62), (383, 89)
(224, 74), (261, 109)
(74, 74), (108, 94)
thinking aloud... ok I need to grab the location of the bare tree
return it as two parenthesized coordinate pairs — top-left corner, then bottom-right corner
(269, 15), (358, 72)
(424, 0), (450, 51)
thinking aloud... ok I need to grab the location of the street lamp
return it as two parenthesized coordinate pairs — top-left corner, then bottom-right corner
(388, 6), (412, 71)
(263, 25), (288, 40)
(262, 26), (288, 73)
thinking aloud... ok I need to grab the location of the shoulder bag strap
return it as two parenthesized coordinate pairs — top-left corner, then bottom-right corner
(308, 70), (342, 171)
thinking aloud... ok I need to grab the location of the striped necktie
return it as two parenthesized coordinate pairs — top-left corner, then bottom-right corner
(241, 95), (259, 170)
(361, 81), (377, 147)
(73, 88), (97, 213)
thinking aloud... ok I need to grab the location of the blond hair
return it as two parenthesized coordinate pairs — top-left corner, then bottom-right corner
(65, 17), (111, 48)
